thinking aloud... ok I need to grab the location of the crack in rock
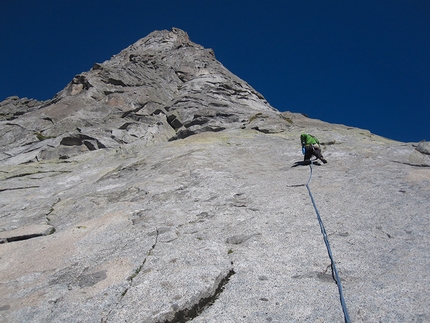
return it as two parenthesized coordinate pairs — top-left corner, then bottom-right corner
(160, 268), (235, 323)
(0, 185), (40, 192)
(391, 160), (430, 168)
(102, 228), (160, 322)
(125, 228), (159, 290)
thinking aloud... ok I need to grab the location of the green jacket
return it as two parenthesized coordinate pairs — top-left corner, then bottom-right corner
(300, 133), (320, 146)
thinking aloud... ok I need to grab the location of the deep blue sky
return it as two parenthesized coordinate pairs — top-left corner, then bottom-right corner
(1, 1), (429, 142)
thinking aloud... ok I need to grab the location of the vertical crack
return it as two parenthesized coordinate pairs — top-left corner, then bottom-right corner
(102, 228), (159, 323)
(46, 197), (61, 228)
(124, 227), (159, 290)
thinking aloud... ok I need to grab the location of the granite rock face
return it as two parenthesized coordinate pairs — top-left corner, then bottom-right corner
(1, 28), (429, 323)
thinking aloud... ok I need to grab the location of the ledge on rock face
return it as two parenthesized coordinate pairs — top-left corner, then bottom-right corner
(60, 134), (106, 150)
(416, 141), (430, 155)
(0, 224), (55, 243)
(168, 125), (225, 141)
(408, 150), (430, 167)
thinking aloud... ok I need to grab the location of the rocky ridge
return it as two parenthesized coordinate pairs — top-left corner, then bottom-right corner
(0, 28), (281, 165)
(0, 28), (429, 322)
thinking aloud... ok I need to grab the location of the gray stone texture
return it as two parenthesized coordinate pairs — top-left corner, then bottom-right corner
(0, 28), (429, 323)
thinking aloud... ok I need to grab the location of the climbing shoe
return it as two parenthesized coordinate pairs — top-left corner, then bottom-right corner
(320, 158), (327, 164)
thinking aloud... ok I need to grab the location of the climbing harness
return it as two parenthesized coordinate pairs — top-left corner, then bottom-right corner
(306, 160), (351, 323)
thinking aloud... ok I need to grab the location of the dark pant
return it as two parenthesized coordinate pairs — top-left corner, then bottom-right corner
(304, 145), (313, 161)
(304, 145), (323, 161)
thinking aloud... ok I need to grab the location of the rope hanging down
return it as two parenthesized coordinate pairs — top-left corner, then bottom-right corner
(306, 161), (351, 323)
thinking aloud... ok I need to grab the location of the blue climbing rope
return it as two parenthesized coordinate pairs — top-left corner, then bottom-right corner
(306, 160), (352, 323)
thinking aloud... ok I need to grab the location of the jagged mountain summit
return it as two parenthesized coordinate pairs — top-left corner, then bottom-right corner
(1, 28), (429, 323)
(0, 28), (282, 165)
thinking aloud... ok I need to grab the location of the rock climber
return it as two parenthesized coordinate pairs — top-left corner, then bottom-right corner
(300, 133), (327, 164)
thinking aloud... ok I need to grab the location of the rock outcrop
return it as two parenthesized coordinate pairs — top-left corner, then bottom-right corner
(0, 28), (429, 323)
